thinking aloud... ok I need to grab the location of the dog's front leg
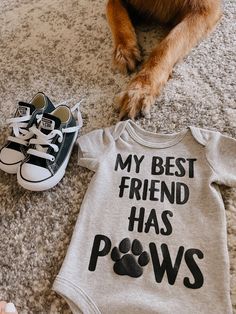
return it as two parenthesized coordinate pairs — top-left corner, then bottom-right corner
(106, 0), (141, 73)
(118, 7), (222, 119)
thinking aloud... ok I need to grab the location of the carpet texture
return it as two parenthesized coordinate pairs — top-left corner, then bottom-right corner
(0, 0), (235, 313)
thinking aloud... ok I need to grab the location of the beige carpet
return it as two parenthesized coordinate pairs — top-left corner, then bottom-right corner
(0, 0), (235, 313)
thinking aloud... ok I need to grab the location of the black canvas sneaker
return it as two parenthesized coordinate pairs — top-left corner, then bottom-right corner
(0, 92), (55, 174)
(17, 102), (83, 191)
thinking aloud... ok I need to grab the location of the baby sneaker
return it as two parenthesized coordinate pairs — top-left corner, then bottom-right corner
(0, 92), (55, 173)
(17, 102), (83, 191)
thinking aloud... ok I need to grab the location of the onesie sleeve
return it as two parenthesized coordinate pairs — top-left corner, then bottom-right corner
(206, 132), (236, 187)
(77, 127), (114, 171)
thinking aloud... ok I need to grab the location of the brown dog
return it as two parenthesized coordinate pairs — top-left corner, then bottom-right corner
(106, 0), (222, 119)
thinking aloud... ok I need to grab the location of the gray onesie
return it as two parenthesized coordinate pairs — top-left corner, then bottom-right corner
(53, 120), (236, 314)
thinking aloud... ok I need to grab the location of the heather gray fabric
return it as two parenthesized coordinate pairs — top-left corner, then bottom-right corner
(53, 120), (236, 314)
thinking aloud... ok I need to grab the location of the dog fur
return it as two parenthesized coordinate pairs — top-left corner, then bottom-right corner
(106, 0), (222, 119)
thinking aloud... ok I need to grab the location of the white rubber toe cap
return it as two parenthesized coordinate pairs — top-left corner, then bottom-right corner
(20, 163), (51, 182)
(0, 148), (24, 173)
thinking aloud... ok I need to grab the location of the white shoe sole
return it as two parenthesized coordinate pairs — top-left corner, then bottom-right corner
(0, 161), (20, 174)
(17, 131), (78, 191)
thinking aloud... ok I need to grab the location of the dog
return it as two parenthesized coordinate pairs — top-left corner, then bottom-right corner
(106, 0), (222, 119)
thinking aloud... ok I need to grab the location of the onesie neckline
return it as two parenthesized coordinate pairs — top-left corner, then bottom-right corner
(125, 120), (189, 149)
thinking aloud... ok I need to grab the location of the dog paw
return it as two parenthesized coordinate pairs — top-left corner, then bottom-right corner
(117, 72), (160, 119)
(113, 43), (141, 74)
(111, 238), (150, 278)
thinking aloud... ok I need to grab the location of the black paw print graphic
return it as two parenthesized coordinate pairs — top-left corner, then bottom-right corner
(111, 238), (150, 278)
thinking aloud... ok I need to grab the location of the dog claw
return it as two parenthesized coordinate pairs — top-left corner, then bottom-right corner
(117, 77), (157, 120)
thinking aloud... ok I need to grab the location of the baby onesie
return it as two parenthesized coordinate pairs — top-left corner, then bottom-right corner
(53, 120), (236, 314)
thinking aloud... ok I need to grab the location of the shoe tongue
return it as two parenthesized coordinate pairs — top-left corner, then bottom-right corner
(17, 102), (36, 116)
(40, 112), (61, 134)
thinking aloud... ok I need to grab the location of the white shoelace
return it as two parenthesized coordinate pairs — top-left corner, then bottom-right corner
(7, 113), (42, 146)
(27, 100), (83, 162)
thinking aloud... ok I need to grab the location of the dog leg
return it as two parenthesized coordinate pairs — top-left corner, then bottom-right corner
(118, 6), (222, 119)
(106, 0), (141, 73)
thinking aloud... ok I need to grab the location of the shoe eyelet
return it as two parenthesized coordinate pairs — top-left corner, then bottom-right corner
(51, 157), (55, 162)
